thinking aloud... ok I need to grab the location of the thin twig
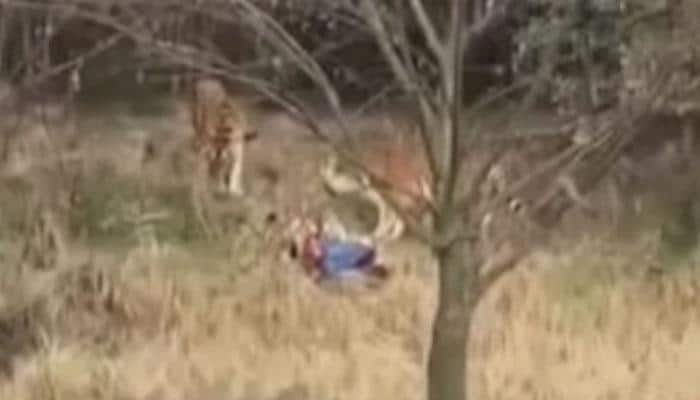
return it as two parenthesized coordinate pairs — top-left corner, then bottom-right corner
(408, 0), (444, 61)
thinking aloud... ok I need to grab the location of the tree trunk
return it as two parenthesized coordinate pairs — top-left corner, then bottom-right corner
(427, 238), (478, 400)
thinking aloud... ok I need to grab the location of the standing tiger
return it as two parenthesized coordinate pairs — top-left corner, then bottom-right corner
(189, 78), (257, 195)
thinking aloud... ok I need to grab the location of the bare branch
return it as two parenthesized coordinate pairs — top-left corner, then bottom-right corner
(487, 139), (582, 213)
(435, 0), (467, 212)
(461, 77), (536, 130)
(476, 242), (525, 298)
(349, 82), (398, 118)
(237, 1), (345, 119)
(359, 0), (418, 94)
(408, 0), (444, 61)
(359, 0), (440, 196)
(555, 174), (597, 216)
(18, 33), (124, 91)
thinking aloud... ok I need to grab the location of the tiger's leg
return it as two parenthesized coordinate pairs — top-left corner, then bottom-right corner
(380, 201), (405, 240)
(365, 189), (388, 238)
(227, 139), (245, 196)
(366, 188), (402, 240)
(387, 213), (405, 240)
(193, 146), (215, 237)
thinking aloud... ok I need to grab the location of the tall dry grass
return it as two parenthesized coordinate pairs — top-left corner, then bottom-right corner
(0, 98), (699, 400)
(2, 231), (699, 400)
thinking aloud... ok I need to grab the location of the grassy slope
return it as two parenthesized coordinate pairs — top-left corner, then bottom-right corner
(0, 99), (699, 400)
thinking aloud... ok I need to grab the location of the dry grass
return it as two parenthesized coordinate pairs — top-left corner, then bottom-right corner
(2, 231), (700, 400)
(473, 239), (700, 400)
(0, 98), (699, 400)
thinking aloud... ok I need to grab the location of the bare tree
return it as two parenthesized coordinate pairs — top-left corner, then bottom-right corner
(4, 1), (694, 399)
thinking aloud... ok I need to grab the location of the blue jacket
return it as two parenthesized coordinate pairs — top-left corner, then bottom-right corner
(319, 238), (376, 280)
